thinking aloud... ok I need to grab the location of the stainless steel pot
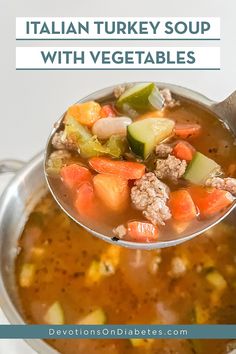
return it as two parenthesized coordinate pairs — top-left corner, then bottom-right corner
(0, 83), (235, 354)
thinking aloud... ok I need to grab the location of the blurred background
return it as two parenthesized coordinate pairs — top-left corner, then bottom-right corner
(0, 0), (235, 352)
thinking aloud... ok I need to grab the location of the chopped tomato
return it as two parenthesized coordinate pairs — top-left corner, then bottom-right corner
(172, 141), (196, 161)
(60, 164), (92, 190)
(74, 183), (99, 219)
(65, 101), (101, 127)
(169, 190), (197, 221)
(100, 104), (116, 118)
(175, 123), (201, 139)
(127, 221), (158, 242)
(93, 174), (129, 212)
(189, 186), (234, 217)
(89, 157), (145, 180)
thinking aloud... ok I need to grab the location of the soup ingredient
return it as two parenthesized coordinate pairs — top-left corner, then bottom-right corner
(64, 116), (92, 145)
(206, 269), (227, 290)
(116, 82), (163, 113)
(131, 172), (171, 225)
(127, 221), (158, 242)
(168, 190), (197, 221)
(44, 301), (64, 325)
(160, 88), (179, 108)
(100, 104), (116, 118)
(130, 338), (154, 347)
(174, 123), (202, 139)
(113, 224), (127, 239)
(86, 245), (120, 284)
(52, 131), (77, 151)
(89, 157), (145, 180)
(80, 135), (126, 159)
(172, 141), (195, 161)
(65, 101), (101, 127)
(155, 155), (187, 183)
(46, 150), (71, 176)
(60, 164), (92, 190)
(184, 152), (221, 185)
(169, 257), (187, 278)
(127, 118), (175, 159)
(155, 143), (173, 158)
(74, 183), (99, 219)
(205, 177), (236, 196)
(148, 86), (165, 110)
(78, 308), (106, 325)
(19, 263), (35, 288)
(189, 186), (234, 217)
(194, 303), (209, 324)
(93, 174), (129, 212)
(92, 116), (132, 139)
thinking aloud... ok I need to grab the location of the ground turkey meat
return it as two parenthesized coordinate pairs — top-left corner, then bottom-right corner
(160, 88), (180, 108)
(205, 177), (236, 196)
(155, 155), (187, 183)
(155, 144), (173, 158)
(131, 172), (171, 225)
(47, 150), (71, 171)
(52, 131), (77, 151)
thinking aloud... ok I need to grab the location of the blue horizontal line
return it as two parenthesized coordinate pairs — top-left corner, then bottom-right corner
(16, 38), (221, 41)
(16, 68), (221, 71)
(0, 324), (235, 339)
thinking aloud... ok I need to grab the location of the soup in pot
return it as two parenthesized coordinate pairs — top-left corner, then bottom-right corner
(16, 194), (236, 354)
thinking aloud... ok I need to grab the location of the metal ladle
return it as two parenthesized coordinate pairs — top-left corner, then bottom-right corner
(44, 82), (236, 249)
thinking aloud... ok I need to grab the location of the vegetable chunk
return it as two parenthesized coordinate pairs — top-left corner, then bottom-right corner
(169, 190), (197, 221)
(65, 101), (101, 127)
(60, 164), (92, 190)
(172, 141), (195, 161)
(189, 186), (234, 217)
(127, 118), (175, 159)
(79, 308), (106, 325)
(127, 221), (159, 242)
(89, 157), (145, 180)
(93, 174), (129, 212)
(184, 152), (221, 184)
(44, 301), (64, 325)
(174, 123), (201, 139)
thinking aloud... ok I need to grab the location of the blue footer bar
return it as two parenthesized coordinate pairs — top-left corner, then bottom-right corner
(0, 325), (235, 339)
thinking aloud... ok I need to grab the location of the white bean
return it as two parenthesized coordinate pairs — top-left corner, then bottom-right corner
(92, 117), (132, 139)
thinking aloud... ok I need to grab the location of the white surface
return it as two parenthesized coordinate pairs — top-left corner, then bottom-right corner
(1, 0), (236, 353)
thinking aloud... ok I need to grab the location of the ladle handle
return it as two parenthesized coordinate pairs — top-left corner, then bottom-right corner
(0, 160), (25, 174)
(211, 91), (236, 136)
(0, 160), (25, 196)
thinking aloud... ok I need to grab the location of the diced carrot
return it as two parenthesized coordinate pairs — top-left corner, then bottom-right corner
(175, 123), (201, 139)
(74, 183), (99, 219)
(65, 101), (101, 127)
(60, 164), (92, 190)
(100, 104), (116, 118)
(172, 141), (196, 161)
(93, 174), (129, 212)
(127, 221), (158, 242)
(189, 186), (234, 217)
(169, 190), (197, 221)
(89, 157), (145, 180)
